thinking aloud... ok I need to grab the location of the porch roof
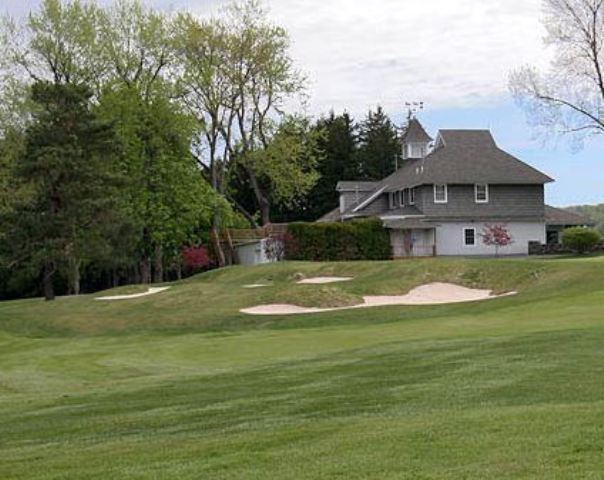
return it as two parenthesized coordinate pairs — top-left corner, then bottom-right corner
(383, 218), (435, 230)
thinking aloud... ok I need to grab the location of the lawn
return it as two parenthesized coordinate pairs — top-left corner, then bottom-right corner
(1, 257), (604, 479)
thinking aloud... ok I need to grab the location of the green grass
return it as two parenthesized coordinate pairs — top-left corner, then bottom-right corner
(1, 257), (604, 478)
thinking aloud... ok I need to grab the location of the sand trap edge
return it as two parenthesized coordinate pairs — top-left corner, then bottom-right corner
(241, 283), (517, 315)
(95, 286), (171, 301)
(296, 277), (353, 285)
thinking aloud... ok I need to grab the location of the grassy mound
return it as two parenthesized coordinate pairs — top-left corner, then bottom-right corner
(0, 257), (594, 337)
(2, 256), (604, 478)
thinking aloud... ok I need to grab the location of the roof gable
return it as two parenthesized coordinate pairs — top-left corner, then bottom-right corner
(402, 118), (432, 144)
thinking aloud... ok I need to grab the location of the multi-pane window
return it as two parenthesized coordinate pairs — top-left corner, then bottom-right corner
(434, 184), (447, 203)
(464, 228), (476, 246)
(475, 184), (489, 203)
(409, 144), (426, 158)
(409, 187), (416, 205)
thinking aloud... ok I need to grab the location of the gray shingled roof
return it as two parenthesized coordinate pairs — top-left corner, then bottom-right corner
(381, 130), (553, 192)
(402, 118), (432, 143)
(545, 205), (592, 226)
(317, 207), (342, 223)
(336, 181), (379, 192)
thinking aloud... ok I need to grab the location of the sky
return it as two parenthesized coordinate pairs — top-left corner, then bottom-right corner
(2, 0), (603, 206)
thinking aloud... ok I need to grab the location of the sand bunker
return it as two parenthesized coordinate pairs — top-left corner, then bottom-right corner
(95, 286), (171, 301)
(241, 282), (515, 315)
(243, 284), (270, 289)
(297, 276), (353, 284)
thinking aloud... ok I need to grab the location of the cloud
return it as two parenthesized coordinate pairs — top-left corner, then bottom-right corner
(259, 0), (550, 115)
(4, 0), (551, 116)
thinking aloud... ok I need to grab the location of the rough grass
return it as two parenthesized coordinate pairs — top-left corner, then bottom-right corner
(1, 256), (604, 478)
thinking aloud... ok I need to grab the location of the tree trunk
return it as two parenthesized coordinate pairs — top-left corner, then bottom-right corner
(43, 261), (55, 301)
(259, 199), (271, 227)
(153, 244), (163, 283)
(68, 258), (81, 296)
(211, 216), (227, 267)
(246, 167), (271, 226)
(175, 261), (182, 281)
(140, 257), (151, 284)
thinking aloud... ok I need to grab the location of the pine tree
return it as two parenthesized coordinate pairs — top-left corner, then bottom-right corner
(262, 111), (360, 222)
(357, 106), (400, 180)
(5, 81), (122, 300)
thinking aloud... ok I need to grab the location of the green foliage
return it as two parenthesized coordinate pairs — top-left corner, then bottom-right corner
(4, 81), (122, 298)
(272, 112), (358, 222)
(356, 106), (399, 180)
(561, 227), (602, 253)
(286, 219), (391, 261)
(97, 86), (220, 265)
(244, 116), (322, 209)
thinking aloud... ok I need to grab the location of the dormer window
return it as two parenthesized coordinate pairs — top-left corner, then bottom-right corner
(409, 187), (416, 205)
(475, 184), (489, 203)
(399, 190), (404, 207)
(389, 192), (395, 209)
(434, 184), (448, 203)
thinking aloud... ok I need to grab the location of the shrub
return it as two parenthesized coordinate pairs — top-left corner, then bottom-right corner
(561, 227), (602, 254)
(182, 245), (211, 269)
(264, 233), (290, 262)
(285, 219), (391, 261)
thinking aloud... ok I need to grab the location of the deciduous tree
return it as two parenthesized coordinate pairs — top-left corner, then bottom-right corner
(510, 0), (604, 145)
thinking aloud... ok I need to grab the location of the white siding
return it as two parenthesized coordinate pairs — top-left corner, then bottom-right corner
(435, 222), (545, 256)
(233, 239), (275, 265)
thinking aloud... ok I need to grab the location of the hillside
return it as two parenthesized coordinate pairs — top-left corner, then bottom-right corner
(566, 203), (604, 233)
(2, 256), (604, 479)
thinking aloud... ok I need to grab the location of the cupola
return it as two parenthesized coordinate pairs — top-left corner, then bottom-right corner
(401, 118), (432, 160)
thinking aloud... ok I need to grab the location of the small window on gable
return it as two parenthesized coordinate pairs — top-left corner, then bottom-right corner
(464, 228), (476, 247)
(475, 184), (489, 203)
(409, 187), (416, 205)
(434, 184), (447, 203)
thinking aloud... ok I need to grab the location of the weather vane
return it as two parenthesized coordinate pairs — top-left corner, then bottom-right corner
(405, 101), (424, 120)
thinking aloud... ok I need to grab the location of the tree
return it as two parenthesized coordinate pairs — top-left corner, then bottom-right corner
(482, 224), (514, 257)
(175, 1), (313, 227)
(97, 86), (218, 284)
(510, 0), (604, 145)
(280, 112), (357, 222)
(237, 115), (321, 223)
(357, 106), (400, 180)
(1, 0), (102, 86)
(562, 226), (602, 253)
(5, 81), (121, 300)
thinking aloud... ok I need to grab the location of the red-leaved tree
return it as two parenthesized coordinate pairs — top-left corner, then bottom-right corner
(182, 245), (211, 270)
(482, 224), (514, 257)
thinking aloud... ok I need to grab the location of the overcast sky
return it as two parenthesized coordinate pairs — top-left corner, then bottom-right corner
(2, 0), (603, 206)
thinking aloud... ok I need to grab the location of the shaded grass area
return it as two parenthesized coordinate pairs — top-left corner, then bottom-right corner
(1, 256), (604, 478)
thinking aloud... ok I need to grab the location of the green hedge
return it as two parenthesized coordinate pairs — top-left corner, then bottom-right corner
(285, 219), (391, 261)
(562, 227), (602, 254)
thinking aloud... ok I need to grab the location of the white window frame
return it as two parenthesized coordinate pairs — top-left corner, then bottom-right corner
(409, 187), (416, 205)
(463, 227), (477, 247)
(399, 190), (404, 207)
(475, 184), (489, 203)
(434, 184), (448, 204)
